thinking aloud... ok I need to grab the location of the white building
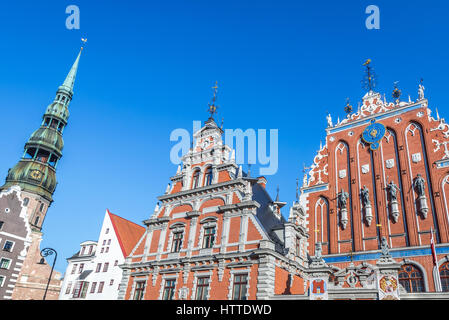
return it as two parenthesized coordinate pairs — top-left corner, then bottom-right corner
(59, 209), (145, 300)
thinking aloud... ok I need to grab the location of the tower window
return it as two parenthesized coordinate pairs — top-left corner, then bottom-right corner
(204, 167), (213, 186)
(36, 149), (50, 163)
(24, 148), (37, 159)
(44, 117), (51, 127)
(34, 216), (40, 226)
(192, 169), (201, 189)
(50, 119), (58, 129)
(39, 203), (45, 212)
(23, 198), (29, 206)
(48, 154), (58, 167)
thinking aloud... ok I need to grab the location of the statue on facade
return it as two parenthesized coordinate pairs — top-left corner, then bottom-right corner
(418, 80), (425, 100)
(386, 180), (401, 223)
(380, 236), (390, 257)
(414, 174), (426, 197)
(361, 185), (371, 206)
(338, 189), (349, 209)
(386, 180), (400, 202)
(326, 113), (333, 127)
(315, 242), (323, 260)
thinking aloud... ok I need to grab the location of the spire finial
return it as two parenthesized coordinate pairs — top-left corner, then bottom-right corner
(345, 98), (353, 115)
(276, 185), (280, 202)
(296, 178), (299, 203)
(207, 81), (219, 119)
(393, 81), (401, 104)
(59, 44), (84, 94)
(362, 59), (376, 92)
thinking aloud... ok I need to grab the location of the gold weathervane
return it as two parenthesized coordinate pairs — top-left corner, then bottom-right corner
(208, 81), (219, 118)
(81, 38), (87, 50)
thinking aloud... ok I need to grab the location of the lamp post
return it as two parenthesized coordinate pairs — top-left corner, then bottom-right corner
(38, 247), (57, 300)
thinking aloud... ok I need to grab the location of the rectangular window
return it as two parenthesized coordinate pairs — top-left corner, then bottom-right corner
(232, 274), (248, 300)
(103, 240), (106, 245)
(105, 247), (109, 253)
(80, 282), (89, 299)
(88, 246), (93, 255)
(96, 263), (102, 273)
(79, 263), (84, 274)
(110, 279), (114, 286)
(90, 282), (97, 293)
(3, 241), (14, 252)
(98, 282), (105, 293)
(133, 281), (146, 300)
(101, 248), (104, 253)
(107, 239), (111, 245)
(105, 228), (109, 234)
(0, 221), (4, 230)
(71, 264), (78, 274)
(203, 227), (216, 249)
(195, 277), (210, 300)
(0, 276), (6, 287)
(296, 237), (301, 256)
(0, 258), (11, 269)
(171, 232), (183, 252)
(103, 263), (109, 272)
(114, 260), (118, 266)
(162, 279), (176, 300)
(65, 282), (72, 294)
(72, 281), (83, 298)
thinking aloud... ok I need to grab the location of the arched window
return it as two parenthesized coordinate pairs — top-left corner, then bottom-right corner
(34, 216), (40, 226)
(440, 262), (449, 292)
(23, 198), (29, 207)
(204, 167), (213, 186)
(398, 264), (425, 293)
(192, 169), (201, 189)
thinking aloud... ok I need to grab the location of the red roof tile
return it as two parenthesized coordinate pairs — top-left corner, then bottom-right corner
(107, 209), (145, 257)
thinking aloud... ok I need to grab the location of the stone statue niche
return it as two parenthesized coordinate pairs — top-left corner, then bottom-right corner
(413, 173), (428, 219)
(385, 181), (400, 223)
(361, 185), (373, 226)
(337, 189), (349, 230)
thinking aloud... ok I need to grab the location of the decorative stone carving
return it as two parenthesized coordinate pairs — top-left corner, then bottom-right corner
(338, 169), (347, 179)
(412, 153), (422, 163)
(385, 159), (394, 169)
(361, 164), (370, 174)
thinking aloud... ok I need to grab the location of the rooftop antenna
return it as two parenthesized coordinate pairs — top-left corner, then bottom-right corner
(207, 81), (219, 119)
(362, 59), (377, 92)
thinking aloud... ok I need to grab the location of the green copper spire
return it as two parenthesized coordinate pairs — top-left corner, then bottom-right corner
(0, 48), (83, 202)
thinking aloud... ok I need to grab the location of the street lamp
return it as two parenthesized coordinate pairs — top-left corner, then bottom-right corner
(38, 247), (57, 300)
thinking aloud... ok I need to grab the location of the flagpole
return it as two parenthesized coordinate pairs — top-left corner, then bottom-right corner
(431, 227), (442, 292)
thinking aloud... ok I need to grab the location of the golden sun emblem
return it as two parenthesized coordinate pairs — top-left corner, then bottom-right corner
(30, 170), (42, 180)
(370, 128), (378, 138)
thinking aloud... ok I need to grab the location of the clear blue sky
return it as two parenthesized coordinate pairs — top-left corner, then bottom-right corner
(0, 0), (448, 273)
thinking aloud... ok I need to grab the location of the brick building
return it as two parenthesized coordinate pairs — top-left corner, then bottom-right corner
(118, 99), (310, 300)
(298, 80), (449, 299)
(0, 47), (83, 299)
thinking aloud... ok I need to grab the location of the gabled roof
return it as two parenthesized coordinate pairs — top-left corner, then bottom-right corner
(107, 209), (145, 257)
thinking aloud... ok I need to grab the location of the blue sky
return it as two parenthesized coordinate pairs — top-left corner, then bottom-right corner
(0, 0), (448, 273)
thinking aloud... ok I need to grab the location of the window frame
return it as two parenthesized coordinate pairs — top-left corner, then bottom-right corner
(162, 279), (176, 300)
(398, 264), (425, 293)
(133, 280), (146, 300)
(195, 276), (210, 300)
(232, 273), (248, 300)
(3, 240), (15, 252)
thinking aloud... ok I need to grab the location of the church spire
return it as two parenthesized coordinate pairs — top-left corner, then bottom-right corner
(1, 46), (83, 203)
(58, 46), (83, 97)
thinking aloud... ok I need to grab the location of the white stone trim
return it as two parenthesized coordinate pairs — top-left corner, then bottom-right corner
(190, 270), (213, 300)
(227, 268), (251, 300)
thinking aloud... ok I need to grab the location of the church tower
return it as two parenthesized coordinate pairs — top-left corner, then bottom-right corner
(0, 47), (83, 300)
(1, 47), (82, 231)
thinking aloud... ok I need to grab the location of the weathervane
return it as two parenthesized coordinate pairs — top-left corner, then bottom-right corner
(208, 81), (219, 118)
(345, 98), (353, 115)
(392, 81), (401, 104)
(362, 59), (377, 92)
(81, 37), (87, 50)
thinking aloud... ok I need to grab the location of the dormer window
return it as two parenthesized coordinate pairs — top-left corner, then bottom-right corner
(204, 167), (213, 186)
(80, 247), (85, 255)
(192, 169), (201, 189)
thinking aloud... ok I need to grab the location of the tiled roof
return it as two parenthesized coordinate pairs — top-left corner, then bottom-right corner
(107, 209), (145, 257)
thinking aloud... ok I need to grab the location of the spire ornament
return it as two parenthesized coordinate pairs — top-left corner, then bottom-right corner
(392, 81), (401, 104)
(345, 98), (353, 115)
(207, 81), (219, 119)
(362, 59), (377, 92)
